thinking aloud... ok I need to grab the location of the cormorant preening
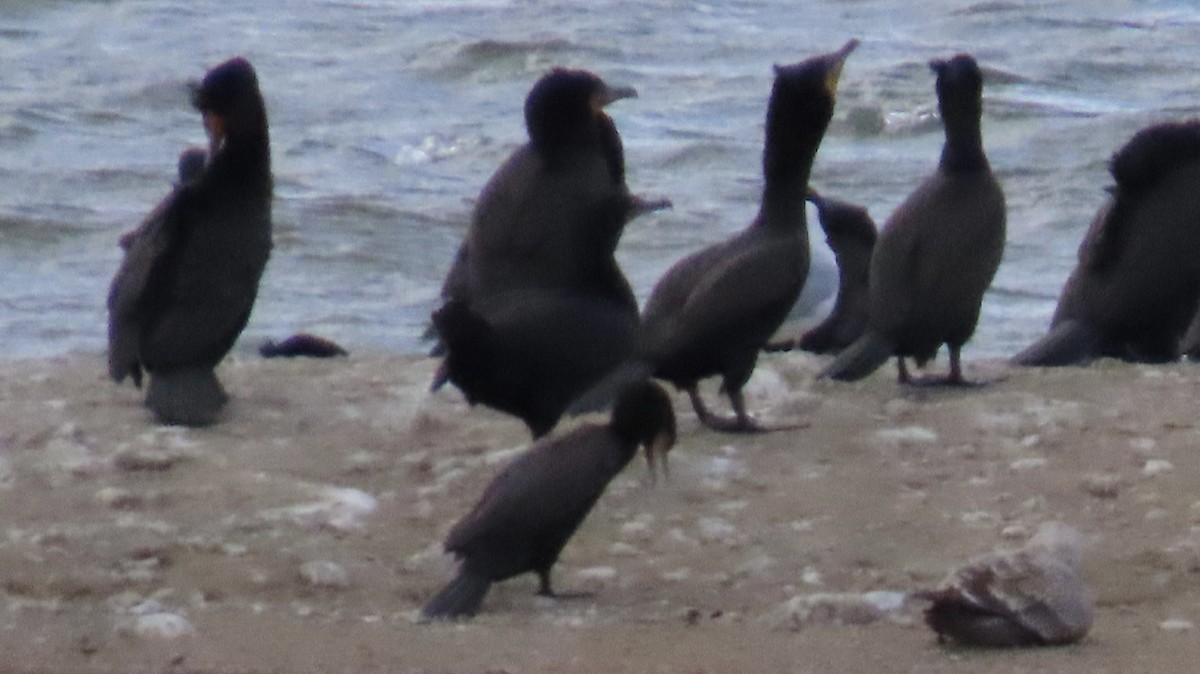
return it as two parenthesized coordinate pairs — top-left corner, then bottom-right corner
(638, 40), (857, 432)
(822, 54), (1005, 385)
(429, 68), (666, 435)
(118, 146), (209, 251)
(1012, 120), (1200, 366)
(419, 380), (677, 621)
(107, 57), (272, 426)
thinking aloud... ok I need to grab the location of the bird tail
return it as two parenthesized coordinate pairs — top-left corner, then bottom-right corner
(566, 359), (656, 416)
(429, 360), (451, 392)
(820, 331), (893, 382)
(429, 300), (491, 392)
(1010, 320), (1102, 367)
(144, 369), (229, 427)
(419, 572), (492, 621)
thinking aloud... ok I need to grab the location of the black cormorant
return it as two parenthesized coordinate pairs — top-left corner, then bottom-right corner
(419, 380), (677, 621)
(1012, 120), (1200, 366)
(639, 40), (857, 431)
(822, 54), (1005, 385)
(107, 57), (272, 426)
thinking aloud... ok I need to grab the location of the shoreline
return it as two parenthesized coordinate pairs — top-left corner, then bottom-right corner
(0, 352), (1198, 672)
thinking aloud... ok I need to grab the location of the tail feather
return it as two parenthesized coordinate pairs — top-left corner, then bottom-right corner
(419, 572), (491, 621)
(429, 360), (451, 392)
(145, 369), (228, 427)
(820, 331), (894, 382)
(1010, 320), (1102, 367)
(566, 359), (655, 415)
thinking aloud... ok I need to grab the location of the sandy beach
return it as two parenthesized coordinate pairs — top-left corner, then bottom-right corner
(1, 350), (1199, 673)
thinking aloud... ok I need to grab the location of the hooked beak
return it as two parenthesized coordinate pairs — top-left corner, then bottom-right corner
(597, 83), (638, 109)
(824, 38), (859, 96)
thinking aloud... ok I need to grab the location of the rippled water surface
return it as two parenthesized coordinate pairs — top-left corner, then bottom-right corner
(2, 0), (1199, 359)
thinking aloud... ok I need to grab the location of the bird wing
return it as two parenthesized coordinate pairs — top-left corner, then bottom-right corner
(106, 187), (188, 384)
(869, 173), (1005, 338)
(643, 233), (805, 358)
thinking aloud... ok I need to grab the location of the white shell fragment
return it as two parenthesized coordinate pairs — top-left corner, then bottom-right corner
(769, 591), (909, 631)
(916, 521), (1093, 647)
(299, 560), (350, 589)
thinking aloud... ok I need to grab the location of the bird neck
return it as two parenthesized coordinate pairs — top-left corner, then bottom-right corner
(938, 111), (989, 174)
(208, 126), (271, 187)
(756, 181), (809, 231)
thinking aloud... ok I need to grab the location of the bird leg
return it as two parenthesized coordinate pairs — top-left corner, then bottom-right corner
(683, 386), (769, 433)
(903, 347), (1000, 388)
(535, 569), (593, 600)
(896, 357), (912, 385)
(536, 570), (554, 597)
(947, 347), (967, 385)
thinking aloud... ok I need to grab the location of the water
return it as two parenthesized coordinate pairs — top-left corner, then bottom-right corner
(2, 0), (1199, 360)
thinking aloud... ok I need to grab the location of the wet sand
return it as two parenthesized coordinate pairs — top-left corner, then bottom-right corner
(1, 351), (1198, 673)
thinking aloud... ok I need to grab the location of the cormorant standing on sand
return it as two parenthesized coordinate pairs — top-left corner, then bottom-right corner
(107, 57), (272, 426)
(767, 190), (877, 354)
(1012, 120), (1200, 366)
(822, 54), (1005, 385)
(638, 40), (857, 432)
(419, 380), (677, 621)
(429, 68), (666, 435)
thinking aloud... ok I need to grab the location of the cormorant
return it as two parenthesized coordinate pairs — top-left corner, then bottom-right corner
(1012, 120), (1200, 366)
(767, 189), (877, 354)
(419, 380), (677, 621)
(107, 57), (272, 426)
(429, 68), (667, 433)
(638, 40), (857, 432)
(821, 54), (1005, 385)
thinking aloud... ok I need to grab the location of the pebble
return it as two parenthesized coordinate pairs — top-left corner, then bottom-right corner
(882, 398), (917, 419)
(1081, 473), (1122, 499)
(573, 566), (618, 587)
(260, 486), (378, 533)
(618, 520), (653, 541)
(874, 426), (938, 447)
(114, 449), (184, 473)
(1160, 619), (1195, 632)
(299, 560), (349, 589)
(769, 592), (907, 631)
(124, 612), (194, 640)
(116, 601), (194, 640)
(1009, 457), (1048, 471)
(697, 517), (739, 546)
(609, 542), (639, 557)
(1142, 460), (1175, 477)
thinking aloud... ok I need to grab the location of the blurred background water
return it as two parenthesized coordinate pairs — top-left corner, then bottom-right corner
(2, 0), (1198, 361)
